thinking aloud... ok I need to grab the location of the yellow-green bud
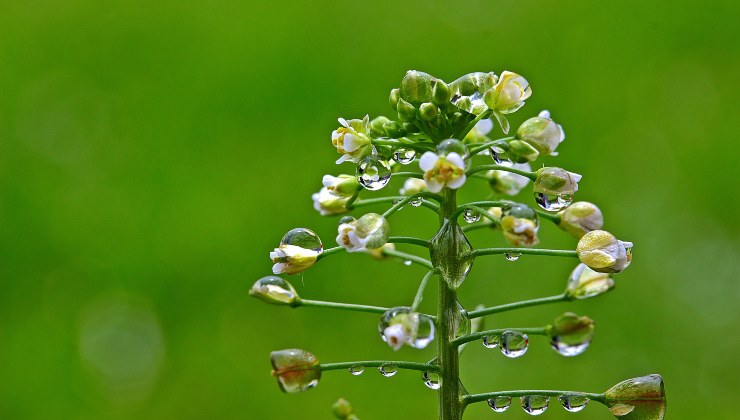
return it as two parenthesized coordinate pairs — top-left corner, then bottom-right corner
(605, 375), (666, 419)
(516, 110), (565, 156)
(576, 230), (632, 273)
(370, 116), (392, 136)
(419, 102), (440, 121)
(534, 167), (581, 195)
(547, 312), (595, 356)
(396, 98), (417, 122)
(432, 79), (451, 105)
(270, 349), (321, 393)
(399, 70), (435, 105)
(508, 139), (540, 162)
(382, 120), (405, 138)
(332, 398), (354, 419)
(558, 201), (604, 238)
(249, 276), (299, 306)
(565, 263), (615, 299)
(484, 70), (531, 114)
(389, 88), (400, 110)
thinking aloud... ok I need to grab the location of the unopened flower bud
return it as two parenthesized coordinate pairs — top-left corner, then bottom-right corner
(488, 162), (531, 196)
(389, 88), (400, 110)
(399, 70), (435, 105)
(336, 213), (390, 252)
(396, 98), (417, 121)
(382, 120), (405, 138)
(565, 263), (615, 299)
(312, 175), (360, 216)
(484, 70), (532, 114)
(365, 242), (395, 260)
(270, 349), (321, 393)
(370, 116), (392, 136)
(250, 276), (299, 306)
(270, 228), (322, 275)
(419, 102), (440, 121)
(508, 139), (540, 162)
(399, 178), (427, 196)
(332, 116), (373, 164)
(605, 375), (666, 419)
(558, 201), (604, 238)
(432, 79), (451, 105)
(500, 202), (539, 247)
(534, 167), (581, 211)
(332, 398), (354, 419)
(547, 312), (595, 357)
(577, 230), (632, 273)
(516, 110), (565, 156)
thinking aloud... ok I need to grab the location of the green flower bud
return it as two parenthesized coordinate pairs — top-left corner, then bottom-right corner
(577, 230), (632, 273)
(270, 349), (321, 393)
(336, 213), (390, 252)
(399, 70), (435, 105)
(516, 110), (565, 156)
(332, 398), (354, 419)
(487, 162), (531, 196)
(249, 276), (299, 306)
(389, 88), (400, 110)
(534, 167), (582, 195)
(558, 201), (604, 238)
(419, 102), (440, 121)
(382, 120), (405, 138)
(432, 79), (451, 105)
(396, 98), (417, 122)
(547, 312), (595, 356)
(483, 70), (531, 114)
(508, 139), (540, 162)
(605, 375), (666, 419)
(565, 263), (615, 299)
(402, 122), (418, 133)
(370, 116), (392, 136)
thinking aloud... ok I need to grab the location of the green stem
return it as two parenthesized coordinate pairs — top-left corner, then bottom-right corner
(319, 360), (439, 373)
(463, 390), (606, 406)
(316, 246), (345, 261)
(536, 209), (561, 223)
(392, 171), (425, 179)
(382, 248), (434, 269)
(467, 136), (516, 156)
(470, 248), (578, 258)
(411, 269), (437, 312)
(466, 164), (537, 181)
(467, 294), (569, 319)
(352, 195), (441, 213)
(449, 202), (505, 222)
(388, 236), (430, 248)
(382, 193), (443, 218)
(297, 299), (389, 314)
(461, 222), (496, 233)
(451, 327), (548, 347)
(455, 109), (493, 140)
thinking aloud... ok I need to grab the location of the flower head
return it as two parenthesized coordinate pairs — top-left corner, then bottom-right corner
(558, 201), (604, 238)
(577, 230), (632, 273)
(419, 151), (466, 193)
(312, 174), (360, 216)
(488, 162), (532, 196)
(332, 116), (373, 164)
(516, 110), (565, 157)
(336, 213), (390, 252)
(270, 349), (321, 393)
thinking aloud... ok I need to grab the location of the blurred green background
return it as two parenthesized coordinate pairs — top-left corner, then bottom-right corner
(2, 0), (739, 418)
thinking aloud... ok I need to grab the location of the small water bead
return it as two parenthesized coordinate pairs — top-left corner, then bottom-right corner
(280, 228), (323, 253)
(378, 307), (435, 349)
(450, 72), (497, 115)
(487, 396), (512, 412)
(558, 394), (589, 412)
(534, 192), (574, 212)
(409, 197), (423, 207)
(403, 260), (413, 266)
(348, 366), (365, 376)
(453, 301), (471, 338)
(394, 148), (416, 164)
(499, 331), (529, 358)
(521, 395), (550, 416)
(378, 365), (398, 377)
(550, 337), (591, 357)
(421, 371), (441, 390)
(505, 253), (521, 262)
(482, 334), (499, 349)
(490, 148), (504, 164)
(463, 209), (481, 223)
(357, 156), (392, 191)
(436, 139), (469, 160)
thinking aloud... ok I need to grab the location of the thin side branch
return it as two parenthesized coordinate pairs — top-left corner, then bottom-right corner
(451, 327), (548, 347)
(467, 294), (569, 319)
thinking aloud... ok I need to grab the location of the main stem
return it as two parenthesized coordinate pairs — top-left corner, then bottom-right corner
(435, 188), (463, 420)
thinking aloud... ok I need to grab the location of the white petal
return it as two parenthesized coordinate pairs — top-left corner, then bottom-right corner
(425, 178), (443, 193)
(419, 152), (438, 171)
(447, 174), (467, 189)
(272, 263), (286, 274)
(475, 118), (493, 135)
(569, 172), (583, 182)
(446, 152), (466, 169)
(335, 154), (350, 164)
(538, 110), (551, 118)
(322, 175), (339, 187)
(331, 130), (341, 140)
(338, 117), (348, 127)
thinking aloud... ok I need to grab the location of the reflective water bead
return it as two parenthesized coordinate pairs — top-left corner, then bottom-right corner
(409, 197), (423, 207)
(534, 192), (574, 212)
(378, 365), (398, 377)
(436, 139), (469, 159)
(463, 209), (481, 223)
(280, 228), (323, 253)
(403, 260), (413, 266)
(505, 253), (521, 261)
(550, 337), (591, 357)
(357, 156), (392, 191)
(394, 148), (416, 164)
(558, 394), (589, 412)
(421, 371), (441, 390)
(348, 366), (365, 376)
(490, 148), (505, 164)
(499, 331), (528, 358)
(378, 307), (435, 349)
(487, 396), (512, 412)
(521, 395), (550, 416)
(453, 300), (471, 338)
(482, 335), (499, 349)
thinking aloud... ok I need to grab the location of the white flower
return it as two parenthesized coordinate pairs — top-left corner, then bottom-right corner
(336, 213), (390, 252)
(576, 230), (633, 273)
(383, 324), (408, 351)
(419, 151), (467, 193)
(399, 178), (427, 196)
(488, 161), (532, 196)
(501, 215), (539, 247)
(486, 71), (532, 114)
(311, 174), (359, 216)
(270, 245), (319, 275)
(331, 116), (373, 164)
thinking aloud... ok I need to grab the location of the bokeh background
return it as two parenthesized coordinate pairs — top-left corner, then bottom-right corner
(2, 0), (739, 418)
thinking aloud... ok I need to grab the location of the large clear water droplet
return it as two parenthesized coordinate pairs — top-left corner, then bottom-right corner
(349, 366), (364, 376)
(436, 139), (469, 159)
(490, 148), (504, 164)
(280, 228), (323, 253)
(421, 371), (440, 390)
(429, 223), (473, 289)
(409, 197), (423, 207)
(505, 252), (521, 261)
(357, 156), (392, 191)
(453, 301), (471, 338)
(378, 365), (398, 377)
(394, 148), (416, 164)
(482, 334), (499, 349)
(463, 209), (481, 223)
(550, 336), (591, 357)
(534, 192), (574, 212)
(558, 394), (589, 412)
(521, 395), (550, 416)
(499, 331), (528, 358)
(378, 307), (435, 349)
(487, 396), (512, 412)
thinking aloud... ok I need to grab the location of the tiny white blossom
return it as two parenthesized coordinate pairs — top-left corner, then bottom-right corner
(383, 324), (408, 351)
(331, 116), (373, 164)
(399, 178), (427, 196)
(419, 152), (467, 193)
(270, 245), (319, 275)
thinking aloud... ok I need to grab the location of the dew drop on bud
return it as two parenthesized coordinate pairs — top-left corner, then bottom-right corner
(558, 394), (589, 412)
(357, 156), (392, 191)
(403, 260), (412, 266)
(280, 228), (323, 253)
(550, 336), (591, 357)
(463, 209), (481, 223)
(378, 364), (398, 377)
(409, 197), (423, 207)
(394, 148), (416, 165)
(534, 192), (573, 212)
(505, 253), (521, 262)
(499, 331), (528, 358)
(482, 334), (499, 349)
(487, 396), (512, 412)
(349, 366), (364, 376)
(421, 371), (440, 390)
(378, 307), (435, 349)
(521, 395), (549, 415)
(490, 148), (504, 164)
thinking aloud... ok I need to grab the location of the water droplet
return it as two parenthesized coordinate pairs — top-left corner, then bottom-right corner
(534, 192), (574, 212)
(450, 72), (496, 115)
(394, 148), (416, 164)
(521, 395), (549, 416)
(357, 156), (392, 191)
(505, 253), (521, 261)
(550, 337), (591, 357)
(378, 307), (435, 349)
(482, 334), (499, 349)
(487, 396), (512, 412)
(558, 394), (589, 412)
(436, 139), (469, 159)
(403, 260), (413, 266)
(490, 148), (504, 164)
(499, 331), (528, 358)
(349, 366), (364, 376)
(463, 209), (481, 223)
(421, 371), (440, 390)
(280, 228), (323, 253)
(409, 197), (423, 207)
(453, 301), (471, 338)
(378, 365), (398, 377)
(501, 202), (539, 227)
